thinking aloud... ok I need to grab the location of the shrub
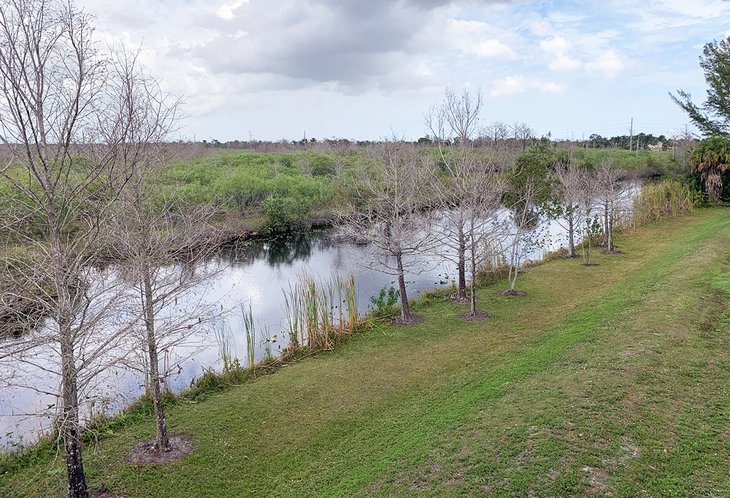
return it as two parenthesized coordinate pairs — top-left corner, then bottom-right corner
(369, 286), (400, 318)
(262, 194), (310, 235)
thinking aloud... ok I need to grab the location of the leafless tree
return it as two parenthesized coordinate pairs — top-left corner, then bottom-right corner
(481, 120), (511, 150)
(104, 50), (223, 455)
(341, 139), (434, 323)
(551, 161), (589, 258)
(669, 126), (696, 164)
(512, 122), (534, 152)
(595, 160), (627, 253)
(0, 1), (135, 496)
(426, 88), (504, 314)
(502, 183), (541, 295)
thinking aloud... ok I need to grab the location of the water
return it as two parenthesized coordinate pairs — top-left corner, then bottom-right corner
(0, 188), (639, 449)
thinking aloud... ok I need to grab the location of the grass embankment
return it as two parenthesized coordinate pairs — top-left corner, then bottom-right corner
(2, 208), (728, 497)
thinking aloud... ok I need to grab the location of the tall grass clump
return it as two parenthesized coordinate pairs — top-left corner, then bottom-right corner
(633, 179), (698, 225)
(213, 321), (236, 373)
(241, 303), (257, 373)
(283, 272), (359, 352)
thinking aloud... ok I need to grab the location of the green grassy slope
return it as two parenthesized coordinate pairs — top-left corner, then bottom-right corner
(2, 208), (728, 497)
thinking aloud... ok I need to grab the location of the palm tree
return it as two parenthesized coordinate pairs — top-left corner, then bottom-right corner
(689, 136), (730, 202)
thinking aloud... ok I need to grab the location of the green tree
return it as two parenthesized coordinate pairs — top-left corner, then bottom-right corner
(689, 136), (730, 201)
(671, 36), (730, 136)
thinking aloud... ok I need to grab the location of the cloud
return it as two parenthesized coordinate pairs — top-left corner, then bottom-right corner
(585, 49), (626, 79)
(539, 36), (570, 55)
(216, 0), (250, 21)
(549, 55), (582, 71)
(539, 35), (582, 71)
(192, 0), (460, 88)
(444, 19), (517, 58)
(489, 75), (565, 97)
(471, 39), (516, 58)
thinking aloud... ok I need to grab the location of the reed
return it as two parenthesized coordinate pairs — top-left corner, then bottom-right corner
(301, 274), (319, 348)
(317, 279), (334, 349)
(241, 303), (256, 375)
(282, 284), (301, 348)
(343, 273), (359, 334)
(213, 321), (235, 373)
(282, 272), (360, 352)
(632, 180), (697, 225)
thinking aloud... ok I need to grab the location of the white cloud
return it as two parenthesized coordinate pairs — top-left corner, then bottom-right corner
(445, 19), (517, 59)
(539, 36), (570, 56)
(528, 19), (554, 37)
(471, 39), (516, 58)
(490, 75), (566, 97)
(541, 81), (566, 93)
(490, 75), (528, 97)
(585, 49), (626, 79)
(216, 0), (249, 21)
(539, 36), (582, 72)
(549, 55), (582, 71)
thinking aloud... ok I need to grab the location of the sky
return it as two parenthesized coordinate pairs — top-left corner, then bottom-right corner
(77, 0), (730, 142)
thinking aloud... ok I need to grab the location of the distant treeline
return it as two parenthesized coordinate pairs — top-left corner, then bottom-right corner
(201, 128), (693, 153)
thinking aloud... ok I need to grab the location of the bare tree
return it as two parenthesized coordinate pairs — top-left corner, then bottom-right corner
(104, 50), (223, 456)
(512, 122), (534, 152)
(501, 180), (544, 295)
(426, 88), (504, 316)
(578, 173), (601, 266)
(550, 161), (588, 258)
(481, 120), (511, 151)
(426, 88), (482, 301)
(595, 160), (627, 253)
(342, 139), (433, 323)
(0, 1), (134, 496)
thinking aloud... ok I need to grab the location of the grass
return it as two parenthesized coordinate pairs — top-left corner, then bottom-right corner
(1, 207), (728, 497)
(572, 148), (679, 174)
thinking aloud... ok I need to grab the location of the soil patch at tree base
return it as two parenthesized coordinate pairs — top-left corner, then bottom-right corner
(500, 290), (526, 297)
(129, 434), (193, 464)
(450, 294), (470, 304)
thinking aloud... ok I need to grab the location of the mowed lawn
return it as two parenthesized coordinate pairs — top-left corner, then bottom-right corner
(2, 208), (729, 497)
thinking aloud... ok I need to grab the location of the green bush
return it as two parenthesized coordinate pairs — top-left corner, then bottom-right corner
(262, 194), (310, 235)
(368, 286), (400, 318)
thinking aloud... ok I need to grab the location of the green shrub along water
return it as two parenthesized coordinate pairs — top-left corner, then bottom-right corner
(159, 149), (375, 234)
(155, 146), (684, 235)
(571, 147), (679, 174)
(0, 146), (689, 239)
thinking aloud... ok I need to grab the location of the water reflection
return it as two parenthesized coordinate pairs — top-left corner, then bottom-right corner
(0, 184), (640, 449)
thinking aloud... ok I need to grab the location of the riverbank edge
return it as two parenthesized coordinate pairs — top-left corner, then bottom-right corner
(0, 228), (579, 474)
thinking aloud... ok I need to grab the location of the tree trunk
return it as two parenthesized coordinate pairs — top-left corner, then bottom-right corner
(396, 253), (411, 321)
(51, 217), (89, 498)
(61, 336), (89, 498)
(606, 201), (614, 252)
(508, 229), (519, 292)
(469, 241), (478, 315)
(457, 229), (467, 300)
(567, 212), (576, 258)
(142, 264), (171, 452)
(603, 200), (610, 247)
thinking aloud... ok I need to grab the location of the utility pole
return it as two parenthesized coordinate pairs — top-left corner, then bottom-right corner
(629, 118), (634, 151)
